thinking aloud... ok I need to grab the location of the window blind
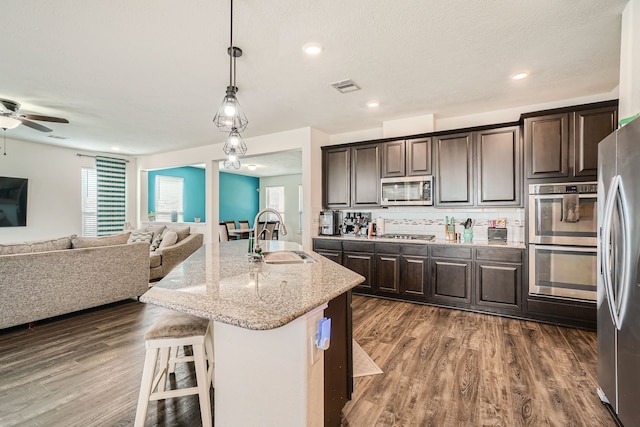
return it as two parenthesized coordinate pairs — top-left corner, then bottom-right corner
(96, 156), (126, 236)
(155, 175), (184, 222)
(81, 168), (97, 237)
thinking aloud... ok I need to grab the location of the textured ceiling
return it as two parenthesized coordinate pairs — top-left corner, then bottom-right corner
(1, 0), (628, 156)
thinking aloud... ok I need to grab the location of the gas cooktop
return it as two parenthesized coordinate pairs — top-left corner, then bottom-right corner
(380, 234), (435, 241)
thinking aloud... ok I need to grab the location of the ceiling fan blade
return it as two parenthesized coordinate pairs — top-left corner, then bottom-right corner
(20, 119), (53, 132)
(22, 114), (69, 123)
(0, 99), (19, 112)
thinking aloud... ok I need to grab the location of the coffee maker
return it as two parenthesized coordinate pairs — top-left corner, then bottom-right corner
(320, 210), (342, 235)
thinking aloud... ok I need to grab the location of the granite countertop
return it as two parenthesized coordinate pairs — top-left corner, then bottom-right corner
(140, 240), (364, 330)
(315, 234), (526, 249)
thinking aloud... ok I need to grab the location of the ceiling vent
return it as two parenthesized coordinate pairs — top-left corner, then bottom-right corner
(331, 79), (361, 93)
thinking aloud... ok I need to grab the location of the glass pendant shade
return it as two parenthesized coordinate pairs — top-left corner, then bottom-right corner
(213, 86), (248, 133)
(223, 128), (247, 157)
(224, 147), (241, 170)
(0, 116), (21, 129)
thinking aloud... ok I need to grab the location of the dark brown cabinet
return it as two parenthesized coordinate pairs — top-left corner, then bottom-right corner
(401, 255), (429, 299)
(376, 253), (401, 294)
(524, 113), (569, 179)
(324, 291), (353, 426)
(524, 101), (618, 180)
(323, 144), (380, 208)
(323, 147), (351, 208)
(381, 137), (432, 178)
(342, 241), (375, 293)
(429, 246), (472, 304)
(351, 143), (381, 207)
(476, 126), (521, 206)
(474, 247), (522, 311)
(381, 140), (405, 178)
(434, 132), (474, 206)
(407, 138), (432, 176)
(573, 106), (617, 177)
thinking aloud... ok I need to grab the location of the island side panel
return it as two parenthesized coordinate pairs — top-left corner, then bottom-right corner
(214, 304), (327, 427)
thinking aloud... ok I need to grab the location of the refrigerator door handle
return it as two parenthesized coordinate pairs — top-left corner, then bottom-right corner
(602, 175), (622, 330)
(616, 177), (631, 327)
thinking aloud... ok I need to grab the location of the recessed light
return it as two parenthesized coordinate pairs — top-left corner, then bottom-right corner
(111, 146), (121, 151)
(367, 101), (379, 108)
(302, 43), (323, 55)
(512, 72), (528, 80)
(247, 164), (257, 171)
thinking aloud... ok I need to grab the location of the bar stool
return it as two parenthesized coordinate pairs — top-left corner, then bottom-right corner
(134, 311), (214, 427)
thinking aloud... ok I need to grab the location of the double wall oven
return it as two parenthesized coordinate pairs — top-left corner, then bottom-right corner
(528, 182), (598, 302)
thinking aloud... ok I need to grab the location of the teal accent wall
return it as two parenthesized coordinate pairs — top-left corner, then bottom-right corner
(148, 166), (206, 222)
(219, 172), (259, 226)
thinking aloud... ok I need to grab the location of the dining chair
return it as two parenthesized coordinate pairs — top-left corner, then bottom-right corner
(218, 222), (229, 242)
(238, 220), (250, 230)
(225, 221), (236, 230)
(265, 221), (278, 240)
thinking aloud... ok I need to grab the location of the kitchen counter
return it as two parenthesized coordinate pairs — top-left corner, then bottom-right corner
(140, 239), (364, 330)
(315, 234), (526, 249)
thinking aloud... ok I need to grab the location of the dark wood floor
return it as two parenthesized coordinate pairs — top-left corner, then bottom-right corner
(344, 295), (615, 427)
(0, 296), (614, 426)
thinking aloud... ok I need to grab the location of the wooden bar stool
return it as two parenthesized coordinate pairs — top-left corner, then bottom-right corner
(134, 311), (214, 427)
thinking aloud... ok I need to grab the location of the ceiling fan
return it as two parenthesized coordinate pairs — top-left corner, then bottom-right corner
(0, 98), (69, 132)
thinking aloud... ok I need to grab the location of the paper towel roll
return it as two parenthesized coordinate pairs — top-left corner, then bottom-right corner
(376, 218), (385, 236)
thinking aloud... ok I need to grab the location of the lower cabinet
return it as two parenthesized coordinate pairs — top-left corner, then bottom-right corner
(313, 238), (525, 319)
(474, 247), (522, 312)
(342, 241), (376, 293)
(430, 246), (473, 305)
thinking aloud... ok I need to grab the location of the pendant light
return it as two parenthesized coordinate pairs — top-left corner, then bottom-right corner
(223, 127), (247, 157)
(213, 0), (248, 134)
(223, 147), (241, 170)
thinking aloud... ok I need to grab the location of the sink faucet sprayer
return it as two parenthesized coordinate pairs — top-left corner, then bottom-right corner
(249, 208), (288, 259)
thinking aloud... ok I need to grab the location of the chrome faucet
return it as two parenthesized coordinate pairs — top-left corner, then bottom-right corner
(250, 208), (288, 257)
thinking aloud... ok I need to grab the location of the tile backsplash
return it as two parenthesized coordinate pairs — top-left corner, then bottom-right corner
(340, 207), (525, 243)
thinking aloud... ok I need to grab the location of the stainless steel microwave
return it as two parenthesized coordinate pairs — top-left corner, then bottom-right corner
(381, 176), (433, 206)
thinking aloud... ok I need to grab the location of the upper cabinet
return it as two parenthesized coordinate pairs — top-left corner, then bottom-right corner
(524, 101), (617, 180)
(351, 144), (381, 207)
(434, 125), (522, 207)
(382, 138), (432, 178)
(323, 143), (380, 209)
(476, 126), (521, 206)
(434, 132), (474, 206)
(573, 106), (618, 177)
(323, 146), (351, 208)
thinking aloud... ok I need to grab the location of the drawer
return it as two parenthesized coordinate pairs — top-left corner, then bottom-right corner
(375, 243), (402, 254)
(342, 240), (375, 253)
(476, 247), (522, 263)
(402, 244), (429, 256)
(313, 238), (342, 251)
(431, 245), (472, 259)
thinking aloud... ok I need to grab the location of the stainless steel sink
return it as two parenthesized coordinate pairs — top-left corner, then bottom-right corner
(262, 250), (318, 264)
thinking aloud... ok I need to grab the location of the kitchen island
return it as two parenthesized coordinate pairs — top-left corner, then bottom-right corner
(140, 239), (364, 427)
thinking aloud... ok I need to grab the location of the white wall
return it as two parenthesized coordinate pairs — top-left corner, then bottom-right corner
(0, 137), (137, 244)
(259, 174), (302, 244)
(619, 0), (640, 121)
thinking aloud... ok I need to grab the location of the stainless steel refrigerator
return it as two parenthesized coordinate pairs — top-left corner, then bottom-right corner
(597, 116), (640, 426)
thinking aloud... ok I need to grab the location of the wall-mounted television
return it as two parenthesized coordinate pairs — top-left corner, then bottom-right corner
(0, 176), (28, 227)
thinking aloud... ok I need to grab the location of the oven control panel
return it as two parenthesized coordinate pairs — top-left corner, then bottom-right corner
(529, 181), (597, 195)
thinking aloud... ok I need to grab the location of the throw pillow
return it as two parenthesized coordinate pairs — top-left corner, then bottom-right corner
(146, 224), (166, 242)
(149, 232), (163, 251)
(171, 226), (190, 242)
(158, 230), (178, 249)
(128, 231), (153, 244)
(71, 232), (131, 249)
